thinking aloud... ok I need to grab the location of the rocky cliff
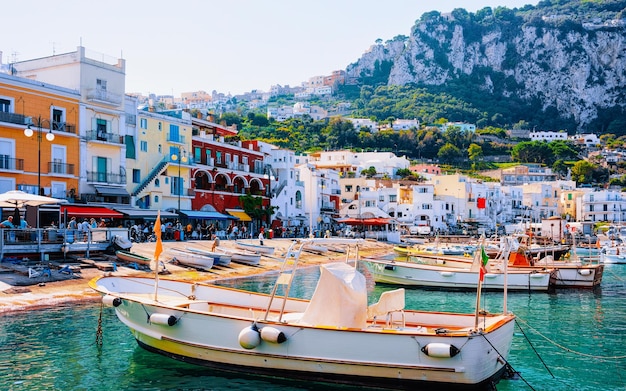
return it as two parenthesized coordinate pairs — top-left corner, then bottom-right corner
(346, 2), (626, 130)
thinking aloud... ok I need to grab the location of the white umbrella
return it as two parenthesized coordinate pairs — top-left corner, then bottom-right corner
(0, 190), (63, 208)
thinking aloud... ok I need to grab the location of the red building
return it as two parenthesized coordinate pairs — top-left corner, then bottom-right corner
(190, 117), (271, 226)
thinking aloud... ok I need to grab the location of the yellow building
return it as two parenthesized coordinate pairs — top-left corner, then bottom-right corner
(0, 72), (80, 198)
(130, 109), (192, 212)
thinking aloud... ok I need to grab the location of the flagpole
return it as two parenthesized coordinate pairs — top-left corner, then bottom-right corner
(153, 211), (164, 302)
(474, 236), (487, 330)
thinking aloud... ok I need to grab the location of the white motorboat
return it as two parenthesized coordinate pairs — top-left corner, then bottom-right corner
(234, 240), (275, 255)
(167, 247), (215, 271)
(185, 246), (232, 266)
(89, 238), (516, 390)
(600, 246), (626, 264)
(362, 251), (556, 292)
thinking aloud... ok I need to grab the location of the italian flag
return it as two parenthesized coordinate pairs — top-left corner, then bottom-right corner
(479, 245), (489, 281)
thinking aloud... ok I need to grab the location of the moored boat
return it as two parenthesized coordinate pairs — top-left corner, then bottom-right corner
(234, 240), (275, 255)
(184, 246), (232, 266)
(222, 248), (261, 266)
(116, 250), (152, 266)
(89, 238), (516, 390)
(167, 247), (214, 271)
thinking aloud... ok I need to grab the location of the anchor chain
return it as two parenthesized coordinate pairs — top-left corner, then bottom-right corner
(96, 301), (104, 347)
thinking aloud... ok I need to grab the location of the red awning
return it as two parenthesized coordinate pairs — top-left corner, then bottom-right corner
(61, 205), (124, 218)
(338, 217), (391, 226)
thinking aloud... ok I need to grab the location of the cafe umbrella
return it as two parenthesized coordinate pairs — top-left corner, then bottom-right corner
(0, 190), (64, 228)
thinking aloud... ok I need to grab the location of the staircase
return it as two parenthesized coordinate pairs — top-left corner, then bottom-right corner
(132, 159), (169, 196)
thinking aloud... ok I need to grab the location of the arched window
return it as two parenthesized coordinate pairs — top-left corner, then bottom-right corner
(295, 190), (302, 209)
(155, 178), (160, 187)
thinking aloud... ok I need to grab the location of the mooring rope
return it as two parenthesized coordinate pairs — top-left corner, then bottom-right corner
(480, 333), (536, 391)
(516, 317), (626, 360)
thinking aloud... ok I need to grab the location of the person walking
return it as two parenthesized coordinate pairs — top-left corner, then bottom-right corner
(258, 231), (264, 246)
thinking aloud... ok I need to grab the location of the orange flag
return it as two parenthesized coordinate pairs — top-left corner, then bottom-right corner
(154, 211), (163, 262)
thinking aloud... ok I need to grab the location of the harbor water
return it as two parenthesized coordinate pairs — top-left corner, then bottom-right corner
(1, 264), (625, 391)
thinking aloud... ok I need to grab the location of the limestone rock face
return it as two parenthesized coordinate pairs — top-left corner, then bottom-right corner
(346, 13), (626, 129)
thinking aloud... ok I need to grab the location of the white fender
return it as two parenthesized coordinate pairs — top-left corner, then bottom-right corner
(238, 326), (261, 349)
(421, 343), (460, 358)
(149, 313), (177, 326)
(578, 269), (592, 276)
(260, 327), (287, 344)
(102, 295), (122, 307)
(439, 271), (455, 277)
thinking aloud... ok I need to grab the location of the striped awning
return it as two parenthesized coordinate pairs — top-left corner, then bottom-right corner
(225, 209), (252, 222)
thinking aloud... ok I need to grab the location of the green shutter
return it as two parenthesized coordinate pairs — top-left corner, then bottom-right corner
(125, 135), (136, 159)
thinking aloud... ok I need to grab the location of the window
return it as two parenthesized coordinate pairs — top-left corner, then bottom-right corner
(169, 124), (180, 142)
(140, 118), (147, 129)
(154, 195), (159, 203)
(0, 98), (10, 112)
(345, 185), (353, 192)
(216, 151), (222, 164)
(132, 169), (141, 183)
(97, 79), (107, 92)
(155, 178), (160, 187)
(140, 141), (148, 152)
(52, 108), (65, 130)
(171, 176), (183, 196)
(96, 119), (107, 140)
(158, 122), (162, 131)
(389, 194), (397, 202)
(194, 147), (201, 164)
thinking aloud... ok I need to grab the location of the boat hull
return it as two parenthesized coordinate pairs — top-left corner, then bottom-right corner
(234, 241), (275, 255)
(116, 250), (152, 265)
(184, 246), (232, 266)
(168, 248), (214, 270)
(362, 258), (554, 291)
(223, 249), (261, 266)
(91, 276), (515, 390)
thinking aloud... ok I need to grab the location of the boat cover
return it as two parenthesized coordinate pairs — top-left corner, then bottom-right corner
(299, 262), (367, 329)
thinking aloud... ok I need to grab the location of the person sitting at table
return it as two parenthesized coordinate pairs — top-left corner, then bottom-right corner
(1, 216), (14, 228)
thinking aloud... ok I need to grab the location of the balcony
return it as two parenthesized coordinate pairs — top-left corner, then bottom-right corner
(52, 121), (77, 134)
(167, 133), (186, 144)
(321, 202), (337, 213)
(86, 171), (126, 184)
(0, 156), (24, 171)
(0, 111), (28, 125)
(86, 88), (123, 105)
(48, 161), (75, 175)
(86, 130), (123, 144)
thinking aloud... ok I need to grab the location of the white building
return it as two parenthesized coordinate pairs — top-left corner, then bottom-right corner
(530, 131), (568, 142)
(576, 190), (626, 223)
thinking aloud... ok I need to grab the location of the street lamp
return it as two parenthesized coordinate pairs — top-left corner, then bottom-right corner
(171, 148), (187, 212)
(263, 166), (276, 228)
(24, 117), (55, 197)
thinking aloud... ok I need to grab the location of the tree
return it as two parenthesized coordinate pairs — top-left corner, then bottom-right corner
(468, 143), (484, 170)
(570, 160), (595, 184)
(438, 143), (463, 163)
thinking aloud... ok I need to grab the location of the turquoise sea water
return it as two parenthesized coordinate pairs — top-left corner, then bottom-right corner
(1, 264), (625, 391)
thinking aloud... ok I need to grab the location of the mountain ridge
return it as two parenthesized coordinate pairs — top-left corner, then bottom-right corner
(344, 0), (626, 132)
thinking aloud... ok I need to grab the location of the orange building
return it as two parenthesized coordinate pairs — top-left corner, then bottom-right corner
(0, 72), (80, 199)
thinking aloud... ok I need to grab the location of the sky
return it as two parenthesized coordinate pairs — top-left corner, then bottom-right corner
(3, 0), (537, 97)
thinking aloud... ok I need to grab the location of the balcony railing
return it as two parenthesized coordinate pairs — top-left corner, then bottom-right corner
(52, 121), (77, 134)
(0, 111), (28, 125)
(86, 171), (126, 184)
(48, 162), (75, 175)
(86, 88), (123, 105)
(85, 130), (123, 144)
(167, 133), (186, 144)
(0, 156), (24, 171)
